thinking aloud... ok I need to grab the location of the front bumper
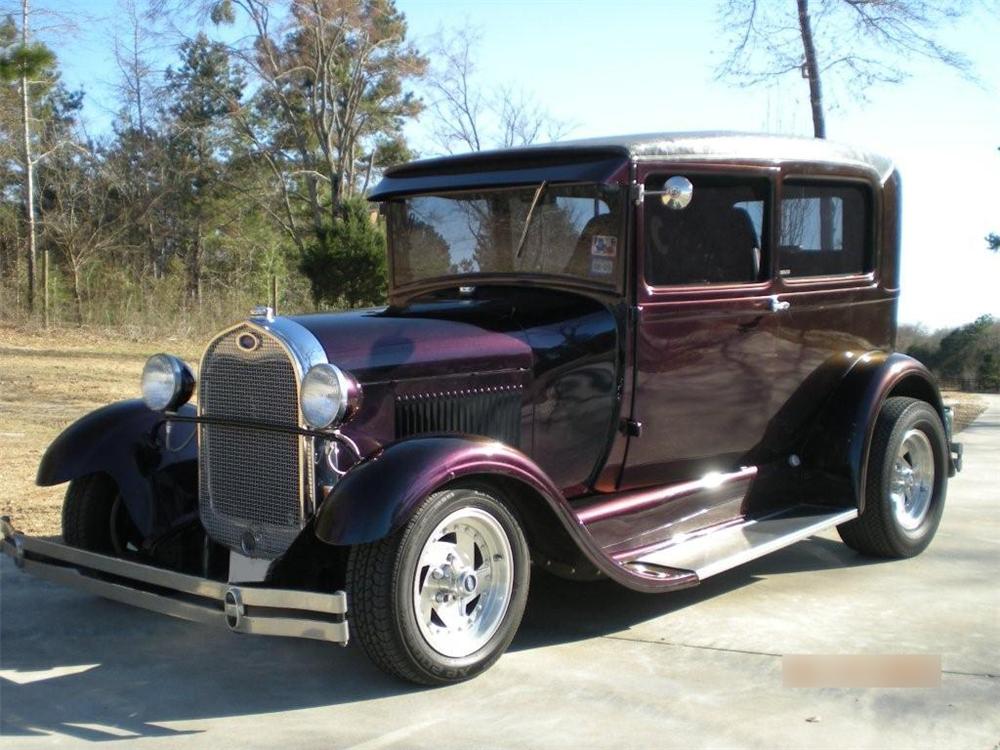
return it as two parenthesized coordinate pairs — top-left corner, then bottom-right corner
(1, 516), (348, 644)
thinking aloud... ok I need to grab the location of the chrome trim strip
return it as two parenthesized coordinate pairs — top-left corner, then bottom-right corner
(576, 466), (757, 525)
(1, 518), (348, 644)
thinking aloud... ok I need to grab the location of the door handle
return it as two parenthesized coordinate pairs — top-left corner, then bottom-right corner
(769, 295), (791, 312)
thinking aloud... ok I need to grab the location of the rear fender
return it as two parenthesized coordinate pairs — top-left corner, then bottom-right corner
(799, 352), (944, 512)
(36, 400), (198, 537)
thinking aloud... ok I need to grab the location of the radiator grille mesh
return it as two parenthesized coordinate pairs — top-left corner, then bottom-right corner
(198, 325), (304, 559)
(395, 387), (522, 446)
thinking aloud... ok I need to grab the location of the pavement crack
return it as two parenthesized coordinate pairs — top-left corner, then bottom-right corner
(604, 635), (1000, 680)
(602, 634), (782, 659)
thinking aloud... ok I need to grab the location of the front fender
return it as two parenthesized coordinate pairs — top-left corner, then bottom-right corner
(314, 435), (574, 546)
(36, 400), (198, 536)
(800, 351), (944, 512)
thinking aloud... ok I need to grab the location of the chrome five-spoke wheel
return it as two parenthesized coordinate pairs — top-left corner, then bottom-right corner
(413, 508), (514, 658)
(889, 428), (935, 531)
(348, 486), (530, 685)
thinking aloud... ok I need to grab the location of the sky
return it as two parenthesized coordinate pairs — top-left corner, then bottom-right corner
(35, 0), (1000, 330)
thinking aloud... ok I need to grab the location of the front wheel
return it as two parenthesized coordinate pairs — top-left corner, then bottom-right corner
(838, 397), (948, 558)
(62, 473), (139, 555)
(347, 486), (530, 685)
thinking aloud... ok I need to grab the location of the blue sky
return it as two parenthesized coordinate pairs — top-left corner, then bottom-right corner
(40, 0), (1000, 329)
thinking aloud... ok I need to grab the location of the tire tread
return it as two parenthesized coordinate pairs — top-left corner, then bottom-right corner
(838, 397), (945, 558)
(62, 473), (116, 552)
(347, 487), (528, 685)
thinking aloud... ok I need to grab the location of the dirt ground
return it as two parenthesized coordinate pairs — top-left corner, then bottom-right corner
(0, 325), (200, 536)
(0, 323), (989, 537)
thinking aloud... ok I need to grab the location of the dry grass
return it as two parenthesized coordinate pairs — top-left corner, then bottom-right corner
(941, 391), (988, 434)
(1, 324), (991, 538)
(0, 324), (200, 536)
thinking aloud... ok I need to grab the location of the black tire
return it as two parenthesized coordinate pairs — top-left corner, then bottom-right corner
(837, 397), (948, 558)
(62, 473), (133, 555)
(347, 485), (530, 685)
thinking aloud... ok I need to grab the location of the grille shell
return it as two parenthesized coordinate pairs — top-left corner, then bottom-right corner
(198, 324), (310, 559)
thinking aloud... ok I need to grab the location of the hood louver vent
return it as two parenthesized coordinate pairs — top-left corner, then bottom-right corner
(395, 386), (523, 447)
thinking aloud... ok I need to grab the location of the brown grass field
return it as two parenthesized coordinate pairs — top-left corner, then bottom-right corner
(0, 323), (988, 537)
(0, 325), (200, 536)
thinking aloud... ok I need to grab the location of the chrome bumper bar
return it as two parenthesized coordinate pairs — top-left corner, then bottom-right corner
(0, 516), (348, 645)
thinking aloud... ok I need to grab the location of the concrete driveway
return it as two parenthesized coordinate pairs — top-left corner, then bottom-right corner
(2, 397), (998, 749)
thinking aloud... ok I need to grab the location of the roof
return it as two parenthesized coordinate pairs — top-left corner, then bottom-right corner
(371, 131), (895, 200)
(529, 131), (894, 175)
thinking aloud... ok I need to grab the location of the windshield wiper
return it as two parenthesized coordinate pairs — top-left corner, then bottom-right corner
(514, 181), (548, 259)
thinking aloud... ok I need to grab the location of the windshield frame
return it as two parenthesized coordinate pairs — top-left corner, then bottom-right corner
(383, 181), (628, 296)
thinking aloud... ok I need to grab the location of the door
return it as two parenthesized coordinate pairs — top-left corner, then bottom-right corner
(620, 166), (783, 490)
(765, 175), (893, 452)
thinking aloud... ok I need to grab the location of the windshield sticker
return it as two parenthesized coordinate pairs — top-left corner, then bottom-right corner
(590, 257), (614, 276)
(591, 235), (618, 258)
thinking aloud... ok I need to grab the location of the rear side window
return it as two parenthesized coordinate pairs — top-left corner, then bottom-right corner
(645, 177), (768, 286)
(779, 182), (871, 278)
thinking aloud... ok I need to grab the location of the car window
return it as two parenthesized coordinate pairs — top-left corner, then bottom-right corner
(779, 182), (870, 278)
(644, 177), (768, 286)
(388, 184), (625, 288)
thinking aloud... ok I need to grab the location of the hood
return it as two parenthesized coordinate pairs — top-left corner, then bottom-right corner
(290, 298), (534, 383)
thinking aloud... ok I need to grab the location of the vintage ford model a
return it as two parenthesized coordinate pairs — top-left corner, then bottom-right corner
(2, 133), (963, 684)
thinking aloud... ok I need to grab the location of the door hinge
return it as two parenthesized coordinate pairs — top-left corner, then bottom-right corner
(631, 183), (645, 206)
(621, 419), (643, 437)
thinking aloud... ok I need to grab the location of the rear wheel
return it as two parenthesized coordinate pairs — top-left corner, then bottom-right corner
(347, 486), (530, 685)
(838, 397), (948, 558)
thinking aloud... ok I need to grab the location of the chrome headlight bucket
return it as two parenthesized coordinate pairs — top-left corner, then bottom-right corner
(141, 353), (195, 411)
(300, 363), (362, 429)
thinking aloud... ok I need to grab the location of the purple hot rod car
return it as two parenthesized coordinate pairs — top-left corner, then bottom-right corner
(2, 133), (963, 684)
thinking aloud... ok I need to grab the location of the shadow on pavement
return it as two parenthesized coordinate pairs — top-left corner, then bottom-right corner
(0, 533), (883, 740)
(513, 535), (886, 650)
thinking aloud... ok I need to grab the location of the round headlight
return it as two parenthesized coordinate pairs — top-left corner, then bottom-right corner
(300, 363), (359, 429)
(141, 354), (194, 411)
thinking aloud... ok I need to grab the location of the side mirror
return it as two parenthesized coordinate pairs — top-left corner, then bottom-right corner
(641, 176), (694, 210)
(659, 176), (693, 210)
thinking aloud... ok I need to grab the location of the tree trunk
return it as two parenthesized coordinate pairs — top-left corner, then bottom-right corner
(147, 221), (159, 279)
(796, 0), (834, 247)
(71, 261), (84, 326)
(43, 245), (49, 327)
(20, 0), (36, 312)
(796, 0), (826, 139)
(192, 218), (203, 305)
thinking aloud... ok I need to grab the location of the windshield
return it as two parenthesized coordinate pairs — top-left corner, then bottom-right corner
(386, 184), (624, 288)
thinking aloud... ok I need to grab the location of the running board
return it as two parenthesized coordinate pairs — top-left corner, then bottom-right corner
(627, 505), (858, 581)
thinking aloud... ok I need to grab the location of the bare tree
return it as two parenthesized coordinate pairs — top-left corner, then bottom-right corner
(717, 0), (973, 138)
(496, 84), (569, 148)
(424, 27), (484, 153)
(112, 0), (160, 133)
(110, 0), (167, 277)
(425, 27), (571, 154)
(40, 150), (129, 323)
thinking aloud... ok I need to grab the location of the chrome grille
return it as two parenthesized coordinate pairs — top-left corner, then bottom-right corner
(199, 325), (305, 559)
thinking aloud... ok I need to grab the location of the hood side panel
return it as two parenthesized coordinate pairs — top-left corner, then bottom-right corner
(292, 286), (622, 495)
